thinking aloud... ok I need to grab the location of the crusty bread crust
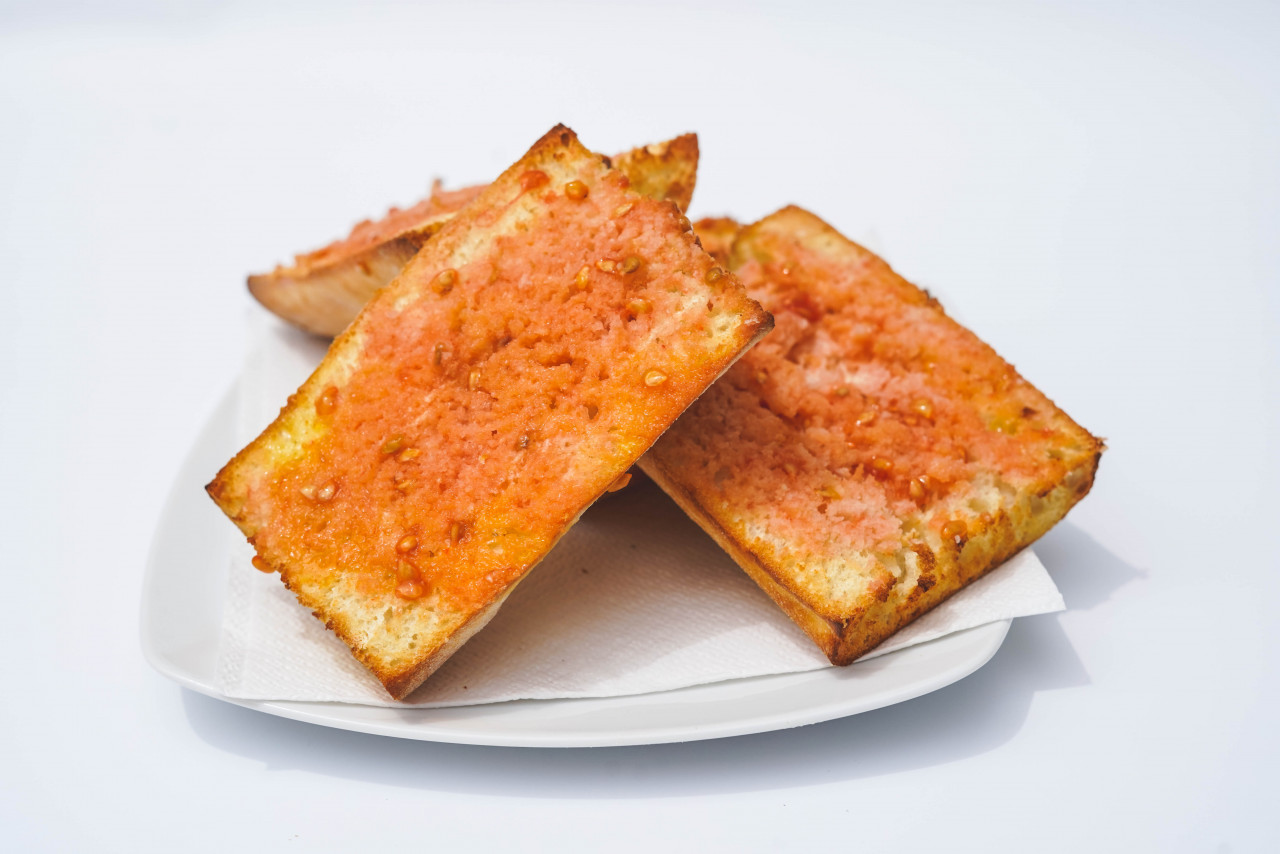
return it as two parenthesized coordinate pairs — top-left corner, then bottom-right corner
(249, 134), (701, 337)
(609, 134), (700, 214)
(209, 125), (768, 700)
(642, 206), (1102, 665)
(247, 225), (446, 337)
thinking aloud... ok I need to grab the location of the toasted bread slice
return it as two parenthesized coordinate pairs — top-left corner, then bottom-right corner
(641, 206), (1101, 664)
(249, 134), (701, 336)
(208, 126), (770, 699)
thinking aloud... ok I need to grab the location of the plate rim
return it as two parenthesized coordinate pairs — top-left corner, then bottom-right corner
(170, 621), (1011, 748)
(140, 380), (1012, 748)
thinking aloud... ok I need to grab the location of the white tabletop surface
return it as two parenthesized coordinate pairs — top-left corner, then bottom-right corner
(3, 1), (1276, 850)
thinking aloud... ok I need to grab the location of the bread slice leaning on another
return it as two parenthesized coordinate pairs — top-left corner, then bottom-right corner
(249, 134), (701, 337)
(643, 206), (1102, 664)
(208, 125), (771, 700)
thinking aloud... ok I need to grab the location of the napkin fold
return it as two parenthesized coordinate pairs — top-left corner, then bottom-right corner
(215, 313), (1065, 707)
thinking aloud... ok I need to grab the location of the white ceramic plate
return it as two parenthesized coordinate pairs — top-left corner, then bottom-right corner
(141, 385), (1010, 748)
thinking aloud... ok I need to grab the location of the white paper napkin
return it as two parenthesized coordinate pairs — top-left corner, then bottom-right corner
(215, 313), (1065, 707)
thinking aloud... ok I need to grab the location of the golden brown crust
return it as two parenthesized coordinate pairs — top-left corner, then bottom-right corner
(249, 133), (701, 337)
(642, 205), (1103, 665)
(826, 451), (1099, 663)
(611, 133), (700, 213)
(209, 124), (768, 700)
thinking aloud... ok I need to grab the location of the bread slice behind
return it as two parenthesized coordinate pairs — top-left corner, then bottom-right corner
(209, 125), (769, 699)
(249, 134), (700, 336)
(641, 206), (1101, 664)
(692, 217), (741, 266)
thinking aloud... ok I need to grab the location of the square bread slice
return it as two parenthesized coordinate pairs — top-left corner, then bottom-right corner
(249, 134), (700, 336)
(208, 125), (771, 699)
(644, 206), (1102, 664)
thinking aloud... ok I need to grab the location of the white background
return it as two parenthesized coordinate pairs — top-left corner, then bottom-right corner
(2, 1), (1277, 850)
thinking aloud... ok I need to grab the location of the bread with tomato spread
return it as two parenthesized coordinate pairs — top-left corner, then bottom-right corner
(249, 134), (701, 337)
(640, 206), (1101, 664)
(208, 125), (771, 700)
